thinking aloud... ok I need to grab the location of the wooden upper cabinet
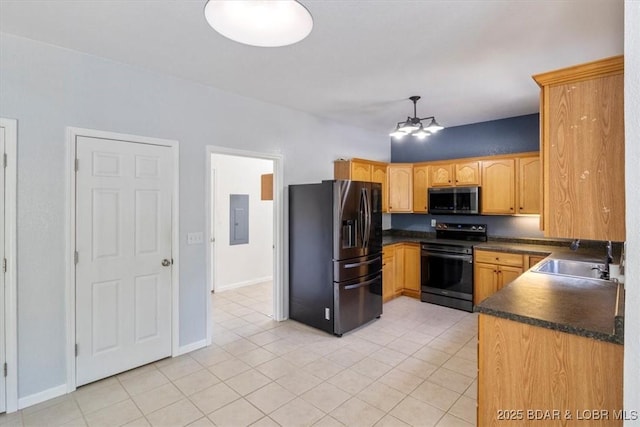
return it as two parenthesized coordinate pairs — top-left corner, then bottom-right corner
(481, 159), (515, 214)
(351, 160), (372, 181)
(387, 164), (413, 212)
(454, 161), (480, 186)
(430, 161), (480, 187)
(371, 163), (388, 212)
(533, 56), (625, 241)
(413, 164), (429, 213)
(334, 158), (389, 212)
(430, 164), (454, 187)
(517, 156), (540, 214)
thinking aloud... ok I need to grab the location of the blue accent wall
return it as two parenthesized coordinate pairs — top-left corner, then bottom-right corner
(390, 113), (543, 238)
(391, 113), (539, 162)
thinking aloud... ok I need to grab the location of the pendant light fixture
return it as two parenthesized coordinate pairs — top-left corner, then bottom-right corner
(204, 0), (313, 47)
(390, 96), (444, 140)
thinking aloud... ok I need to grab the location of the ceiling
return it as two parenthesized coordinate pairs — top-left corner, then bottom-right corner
(0, 0), (624, 134)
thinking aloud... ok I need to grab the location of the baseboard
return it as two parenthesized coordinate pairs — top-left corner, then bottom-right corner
(215, 276), (272, 293)
(176, 338), (208, 356)
(18, 383), (67, 410)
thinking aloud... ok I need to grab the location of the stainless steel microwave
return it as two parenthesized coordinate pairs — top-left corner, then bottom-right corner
(428, 186), (480, 215)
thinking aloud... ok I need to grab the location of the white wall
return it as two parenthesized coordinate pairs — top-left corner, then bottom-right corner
(0, 34), (390, 401)
(624, 2), (639, 424)
(212, 154), (273, 290)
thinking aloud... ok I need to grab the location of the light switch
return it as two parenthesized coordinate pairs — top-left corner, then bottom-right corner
(431, 219), (437, 227)
(187, 232), (204, 245)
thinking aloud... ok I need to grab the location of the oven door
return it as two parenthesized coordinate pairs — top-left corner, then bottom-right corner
(420, 249), (473, 300)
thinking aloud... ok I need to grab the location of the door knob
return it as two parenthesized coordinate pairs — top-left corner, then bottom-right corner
(161, 259), (171, 267)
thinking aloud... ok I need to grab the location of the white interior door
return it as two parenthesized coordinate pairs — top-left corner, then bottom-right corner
(75, 136), (173, 386)
(0, 126), (6, 412)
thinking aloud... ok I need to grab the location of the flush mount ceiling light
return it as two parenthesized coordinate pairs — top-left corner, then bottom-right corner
(204, 0), (313, 47)
(390, 96), (444, 140)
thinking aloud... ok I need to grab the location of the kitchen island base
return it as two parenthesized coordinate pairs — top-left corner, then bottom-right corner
(478, 314), (623, 426)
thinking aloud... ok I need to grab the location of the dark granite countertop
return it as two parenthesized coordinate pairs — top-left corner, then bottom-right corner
(382, 230), (624, 345)
(475, 269), (624, 345)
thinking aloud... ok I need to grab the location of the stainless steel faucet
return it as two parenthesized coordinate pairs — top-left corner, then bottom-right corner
(570, 239), (580, 251)
(605, 240), (613, 278)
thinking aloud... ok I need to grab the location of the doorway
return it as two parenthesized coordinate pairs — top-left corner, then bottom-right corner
(67, 128), (180, 389)
(0, 118), (17, 413)
(205, 146), (284, 344)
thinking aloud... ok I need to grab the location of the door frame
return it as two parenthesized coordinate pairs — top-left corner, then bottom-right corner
(0, 118), (18, 413)
(205, 146), (285, 344)
(65, 127), (180, 391)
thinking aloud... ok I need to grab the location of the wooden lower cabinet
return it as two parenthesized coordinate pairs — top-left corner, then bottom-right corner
(478, 314), (623, 426)
(382, 243), (420, 302)
(382, 246), (396, 302)
(525, 253), (549, 269)
(474, 250), (523, 305)
(401, 243), (420, 298)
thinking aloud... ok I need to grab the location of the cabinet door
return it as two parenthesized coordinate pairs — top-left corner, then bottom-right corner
(481, 159), (515, 214)
(371, 163), (388, 213)
(546, 74), (625, 240)
(455, 161), (480, 186)
(402, 243), (421, 298)
(413, 165), (429, 213)
(430, 164), (454, 187)
(388, 164), (413, 213)
(351, 161), (372, 182)
(475, 250), (523, 268)
(474, 262), (498, 305)
(382, 249), (395, 303)
(498, 265), (523, 290)
(393, 244), (405, 296)
(517, 156), (540, 214)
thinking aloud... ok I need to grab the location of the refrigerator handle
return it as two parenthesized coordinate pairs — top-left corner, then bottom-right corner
(359, 188), (366, 249)
(363, 187), (371, 249)
(344, 274), (381, 290)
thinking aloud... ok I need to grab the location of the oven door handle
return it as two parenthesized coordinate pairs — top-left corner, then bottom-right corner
(423, 252), (473, 263)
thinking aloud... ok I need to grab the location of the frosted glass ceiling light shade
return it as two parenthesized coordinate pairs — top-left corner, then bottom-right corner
(425, 118), (444, 133)
(204, 0), (313, 47)
(390, 96), (444, 140)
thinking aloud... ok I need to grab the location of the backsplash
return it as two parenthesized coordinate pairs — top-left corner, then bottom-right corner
(391, 214), (544, 238)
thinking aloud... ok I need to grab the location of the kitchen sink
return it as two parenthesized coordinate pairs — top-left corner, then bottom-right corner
(531, 259), (608, 280)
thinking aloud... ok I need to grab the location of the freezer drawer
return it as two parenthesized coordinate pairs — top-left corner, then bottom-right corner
(334, 272), (382, 336)
(334, 253), (382, 282)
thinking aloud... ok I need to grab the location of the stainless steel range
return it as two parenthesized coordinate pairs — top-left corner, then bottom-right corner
(420, 223), (487, 312)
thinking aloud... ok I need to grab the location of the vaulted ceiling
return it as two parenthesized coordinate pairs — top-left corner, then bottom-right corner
(0, 0), (624, 134)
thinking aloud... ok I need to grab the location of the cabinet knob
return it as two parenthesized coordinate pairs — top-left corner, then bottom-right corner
(510, 207), (514, 211)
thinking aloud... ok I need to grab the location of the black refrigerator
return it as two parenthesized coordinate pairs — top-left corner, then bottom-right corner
(289, 180), (383, 336)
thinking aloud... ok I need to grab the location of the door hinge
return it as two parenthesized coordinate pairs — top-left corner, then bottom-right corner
(74, 251), (79, 265)
(75, 159), (79, 172)
(2, 258), (6, 273)
(3, 363), (7, 377)
(3, 153), (7, 168)
(75, 344), (78, 357)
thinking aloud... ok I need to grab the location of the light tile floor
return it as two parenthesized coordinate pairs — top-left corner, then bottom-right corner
(2, 283), (478, 426)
